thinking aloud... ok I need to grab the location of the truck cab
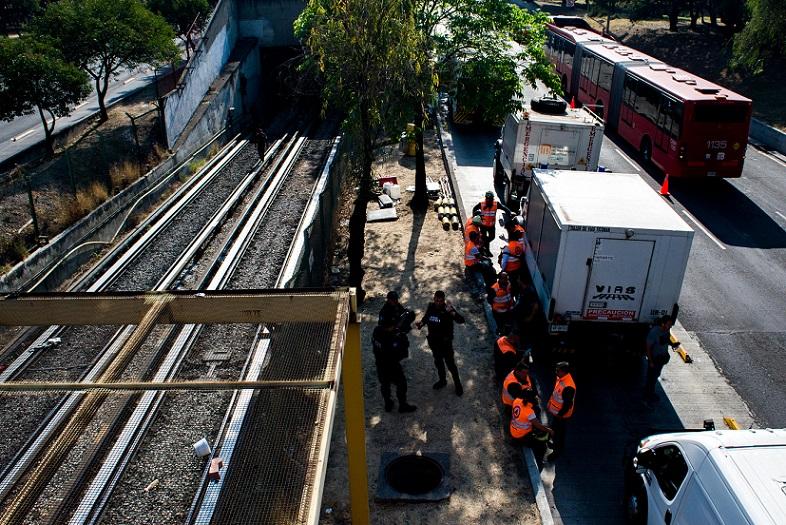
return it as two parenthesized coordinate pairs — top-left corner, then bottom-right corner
(626, 429), (786, 525)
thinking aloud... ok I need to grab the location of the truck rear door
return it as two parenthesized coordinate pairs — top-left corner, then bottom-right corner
(582, 238), (654, 321)
(539, 128), (580, 169)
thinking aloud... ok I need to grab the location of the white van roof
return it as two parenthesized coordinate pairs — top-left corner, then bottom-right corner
(644, 429), (786, 524)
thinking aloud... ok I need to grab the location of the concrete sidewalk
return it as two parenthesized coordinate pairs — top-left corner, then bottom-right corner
(438, 116), (757, 525)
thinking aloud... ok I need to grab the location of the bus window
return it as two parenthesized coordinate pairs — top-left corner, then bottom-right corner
(598, 61), (613, 92)
(564, 41), (575, 66)
(694, 104), (747, 123)
(623, 76), (637, 106)
(634, 81), (660, 124)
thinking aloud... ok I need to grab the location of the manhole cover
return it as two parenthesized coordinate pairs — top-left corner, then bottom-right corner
(385, 455), (444, 495)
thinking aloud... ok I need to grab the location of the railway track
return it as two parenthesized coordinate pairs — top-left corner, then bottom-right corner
(0, 117), (341, 524)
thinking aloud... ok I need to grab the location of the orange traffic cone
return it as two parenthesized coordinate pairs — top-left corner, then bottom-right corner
(570, 97), (576, 109)
(659, 174), (670, 196)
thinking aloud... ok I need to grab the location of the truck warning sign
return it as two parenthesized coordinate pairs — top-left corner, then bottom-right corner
(584, 309), (637, 321)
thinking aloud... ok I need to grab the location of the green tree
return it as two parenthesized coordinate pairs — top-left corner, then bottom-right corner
(408, 0), (559, 208)
(731, 0), (781, 74)
(295, 0), (424, 297)
(0, 36), (90, 155)
(0, 0), (40, 34)
(32, 0), (178, 122)
(147, 0), (211, 59)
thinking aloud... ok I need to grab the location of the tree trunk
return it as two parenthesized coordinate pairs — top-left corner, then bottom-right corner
(689, 0), (698, 29)
(347, 102), (375, 302)
(37, 105), (55, 157)
(708, 0), (717, 27)
(669, 1), (680, 31)
(96, 72), (110, 122)
(411, 105), (429, 211)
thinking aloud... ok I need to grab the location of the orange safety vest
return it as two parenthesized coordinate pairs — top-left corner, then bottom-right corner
(491, 282), (514, 312)
(510, 399), (536, 439)
(503, 240), (524, 272)
(479, 201), (498, 227)
(464, 241), (479, 267)
(502, 370), (532, 406)
(548, 373), (576, 418)
(497, 336), (516, 355)
(464, 219), (481, 242)
(514, 224), (526, 236)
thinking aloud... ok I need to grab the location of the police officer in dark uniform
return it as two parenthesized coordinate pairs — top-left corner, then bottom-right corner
(416, 290), (465, 396)
(372, 318), (417, 413)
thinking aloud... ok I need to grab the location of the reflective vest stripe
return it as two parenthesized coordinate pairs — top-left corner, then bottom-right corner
(503, 241), (524, 272)
(491, 283), (513, 312)
(510, 400), (534, 438)
(479, 201), (498, 227)
(464, 241), (478, 267)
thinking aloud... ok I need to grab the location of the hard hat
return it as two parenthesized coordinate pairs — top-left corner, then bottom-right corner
(485, 191), (495, 199)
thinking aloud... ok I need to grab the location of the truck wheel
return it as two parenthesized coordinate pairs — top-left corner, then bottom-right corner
(640, 138), (652, 164)
(625, 476), (647, 525)
(531, 97), (567, 115)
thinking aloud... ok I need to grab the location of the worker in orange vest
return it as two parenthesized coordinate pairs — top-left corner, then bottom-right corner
(487, 272), (514, 335)
(501, 361), (535, 410)
(508, 383), (553, 463)
(464, 213), (483, 243)
(494, 332), (521, 382)
(500, 230), (525, 292)
(464, 231), (495, 286)
(472, 191), (511, 256)
(547, 361), (576, 461)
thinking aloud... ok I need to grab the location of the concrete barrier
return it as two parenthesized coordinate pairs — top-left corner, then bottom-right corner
(750, 118), (786, 155)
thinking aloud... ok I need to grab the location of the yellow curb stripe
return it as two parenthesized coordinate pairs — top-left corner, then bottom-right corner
(723, 417), (741, 430)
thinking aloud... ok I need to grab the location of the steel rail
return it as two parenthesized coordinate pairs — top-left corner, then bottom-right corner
(0, 136), (287, 513)
(67, 132), (311, 525)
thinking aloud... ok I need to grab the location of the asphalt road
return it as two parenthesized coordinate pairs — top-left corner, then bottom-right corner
(0, 65), (161, 164)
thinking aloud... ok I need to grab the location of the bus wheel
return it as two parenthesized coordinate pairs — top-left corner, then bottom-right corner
(595, 100), (604, 119)
(640, 138), (652, 164)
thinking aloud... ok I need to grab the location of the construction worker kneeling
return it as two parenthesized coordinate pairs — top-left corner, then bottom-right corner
(508, 383), (553, 464)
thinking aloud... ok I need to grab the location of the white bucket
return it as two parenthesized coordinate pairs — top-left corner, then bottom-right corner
(382, 182), (393, 196)
(389, 184), (401, 200)
(193, 438), (211, 457)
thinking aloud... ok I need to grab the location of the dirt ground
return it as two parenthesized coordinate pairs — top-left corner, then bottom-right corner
(319, 133), (540, 524)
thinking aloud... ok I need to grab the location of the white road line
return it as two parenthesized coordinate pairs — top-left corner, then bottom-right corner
(682, 209), (726, 250)
(11, 128), (36, 142)
(775, 211), (786, 221)
(122, 76), (136, 85)
(615, 148), (640, 171)
(757, 149), (786, 169)
(74, 101), (89, 110)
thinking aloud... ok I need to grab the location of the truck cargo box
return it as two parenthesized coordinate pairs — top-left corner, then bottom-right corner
(523, 170), (694, 332)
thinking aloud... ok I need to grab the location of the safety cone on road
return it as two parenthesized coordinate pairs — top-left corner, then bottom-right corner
(570, 97), (576, 109)
(659, 174), (670, 196)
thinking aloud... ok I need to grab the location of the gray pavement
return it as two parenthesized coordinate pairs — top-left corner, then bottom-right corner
(445, 121), (775, 524)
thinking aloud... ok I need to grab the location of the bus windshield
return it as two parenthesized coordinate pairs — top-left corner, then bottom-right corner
(693, 104), (748, 124)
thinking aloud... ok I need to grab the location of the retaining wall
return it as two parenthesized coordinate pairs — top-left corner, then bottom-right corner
(0, 130), (235, 293)
(750, 118), (786, 154)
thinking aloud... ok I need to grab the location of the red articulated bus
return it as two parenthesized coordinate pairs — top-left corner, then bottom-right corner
(546, 24), (753, 178)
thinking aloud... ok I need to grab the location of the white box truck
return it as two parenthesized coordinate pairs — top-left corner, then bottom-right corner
(494, 85), (604, 207)
(522, 169), (693, 334)
(625, 428), (786, 524)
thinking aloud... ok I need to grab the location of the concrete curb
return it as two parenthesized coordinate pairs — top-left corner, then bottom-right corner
(436, 112), (557, 525)
(749, 118), (786, 156)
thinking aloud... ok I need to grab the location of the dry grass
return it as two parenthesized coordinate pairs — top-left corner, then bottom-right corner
(109, 161), (141, 190)
(0, 236), (29, 267)
(55, 182), (110, 226)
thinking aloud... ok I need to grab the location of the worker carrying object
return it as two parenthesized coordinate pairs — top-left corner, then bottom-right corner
(472, 191), (512, 256)
(464, 231), (496, 286)
(500, 230), (525, 293)
(372, 318), (417, 413)
(546, 361), (576, 461)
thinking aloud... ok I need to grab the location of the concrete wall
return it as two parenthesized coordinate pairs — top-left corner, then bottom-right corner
(0, 131), (235, 293)
(162, 0), (239, 148)
(237, 0), (304, 46)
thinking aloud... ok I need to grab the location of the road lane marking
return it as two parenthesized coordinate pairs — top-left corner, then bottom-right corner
(11, 128), (36, 142)
(756, 148), (786, 169)
(681, 209), (726, 250)
(123, 77), (136, 85)
(614, 148), (640, 171)
(75, 101), (89, 110)
(776, 211), (786, 221)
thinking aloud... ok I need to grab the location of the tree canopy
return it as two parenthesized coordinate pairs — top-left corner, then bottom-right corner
(31, 0), (179, 121)
(0, 36), (90, 154)
(732, 0), (783, 74)
(147, 0), (211, 58)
